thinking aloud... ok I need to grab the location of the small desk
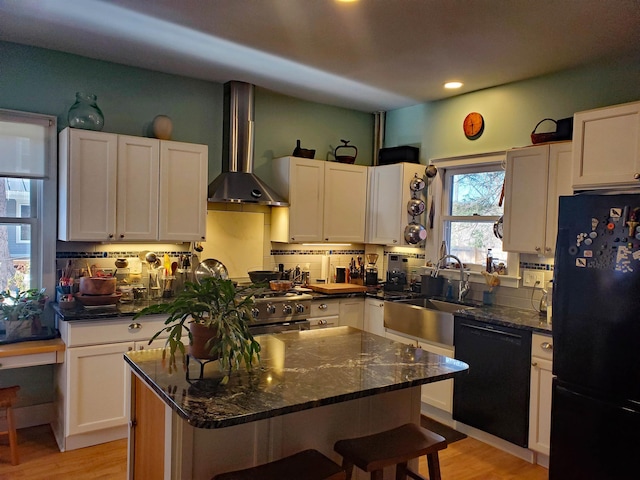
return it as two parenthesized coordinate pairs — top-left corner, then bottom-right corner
(0, 338), (65, 370)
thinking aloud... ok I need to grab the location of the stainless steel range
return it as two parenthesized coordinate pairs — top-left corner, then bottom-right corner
(249, 291), (312, 335)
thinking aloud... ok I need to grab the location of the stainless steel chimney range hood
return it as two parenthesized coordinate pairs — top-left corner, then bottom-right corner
(207, 81), (288, 206)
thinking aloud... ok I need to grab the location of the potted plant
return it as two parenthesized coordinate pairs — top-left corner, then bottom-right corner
(133, 277), (260, 383)
(1, 288), (47, 340)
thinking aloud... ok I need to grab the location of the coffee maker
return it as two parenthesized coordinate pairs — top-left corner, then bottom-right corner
(364, 254), (379, 286)
(385, 254), (408, 291)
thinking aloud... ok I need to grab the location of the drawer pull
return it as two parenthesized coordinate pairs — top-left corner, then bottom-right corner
(318, 304), (328, 310)
(540, 342), (553, 350)
(128, 322), (142, 331)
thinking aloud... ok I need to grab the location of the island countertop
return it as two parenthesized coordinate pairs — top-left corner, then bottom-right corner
(125, 326), (468, 429)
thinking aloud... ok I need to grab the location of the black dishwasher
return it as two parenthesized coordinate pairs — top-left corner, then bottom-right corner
(453, 316), (532, 447)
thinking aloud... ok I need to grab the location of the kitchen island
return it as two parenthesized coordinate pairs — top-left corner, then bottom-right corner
(124, 326), (468, 480)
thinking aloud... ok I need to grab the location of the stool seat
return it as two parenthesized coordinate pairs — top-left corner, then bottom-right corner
(212, 449), (346, 480)
(334, 423), (447, 480)
(0, 385), (20, 466)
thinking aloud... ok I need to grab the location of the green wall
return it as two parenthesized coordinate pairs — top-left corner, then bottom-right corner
(0, 41), (374, 185)
(385, 57), (640, 161)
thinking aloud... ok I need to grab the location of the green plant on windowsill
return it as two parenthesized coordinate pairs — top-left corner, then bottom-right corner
(133, 277), (260, 383)
(0, 288), (47, 340)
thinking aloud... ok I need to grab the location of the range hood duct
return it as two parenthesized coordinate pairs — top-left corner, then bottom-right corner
(207, 81), (288, 206)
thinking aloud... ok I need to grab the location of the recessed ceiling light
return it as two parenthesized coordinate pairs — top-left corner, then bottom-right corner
(444, 82), (463, 89)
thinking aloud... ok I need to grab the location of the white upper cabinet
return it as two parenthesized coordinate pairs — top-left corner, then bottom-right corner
(116, 135), (159, 241)
(58, 128), (118, 241)
(271, 156), (367, 243)
(158, 140), (208, 242)
(58, 128), (207, 242)
(572, 101), (640, 190)
(323, 162), (368, 242)
(366, 162), (426, 246)
(503, 142), (572, 256)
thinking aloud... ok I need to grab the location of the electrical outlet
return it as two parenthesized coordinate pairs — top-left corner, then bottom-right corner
(522, 269), (545, 288)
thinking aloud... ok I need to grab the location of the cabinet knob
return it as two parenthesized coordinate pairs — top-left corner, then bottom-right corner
(541, 341), (553, 350)
(108, 234), (114, 239)
(128, 322), (142, 331)
(138, 345), (144, 350)
(291, 237), (295, 241)
(120, 234), (125, 239)
(531, 361), (538, 367)
(634, 173), (640, 180)
(535, 246), (541, 252)
(319, 303), (328, 310)
(128, 346), (134, 351)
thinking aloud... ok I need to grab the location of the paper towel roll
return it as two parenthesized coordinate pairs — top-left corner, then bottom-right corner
(321, 255), (329, 283)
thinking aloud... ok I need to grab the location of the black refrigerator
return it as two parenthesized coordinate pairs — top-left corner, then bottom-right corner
(550, 193), (640, 479)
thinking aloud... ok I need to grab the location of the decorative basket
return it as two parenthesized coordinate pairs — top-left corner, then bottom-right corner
(531, 117), (573, 144)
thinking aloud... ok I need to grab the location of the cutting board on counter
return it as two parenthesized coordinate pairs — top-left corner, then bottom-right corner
(308, 283), (368, 294)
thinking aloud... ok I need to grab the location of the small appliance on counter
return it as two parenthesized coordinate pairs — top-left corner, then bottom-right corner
(384, 253), (409, 292)
(364, 253), (379, 286)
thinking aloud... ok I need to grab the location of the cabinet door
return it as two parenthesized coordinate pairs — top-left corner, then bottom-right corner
(323, 163), (367, 242)
(66, 342), (134, 435)
(289, 158), (325, 242)
(117, 135), (159, 241)
(529, 356), (553, 456)
(158, 141), (208, 241)
(338, 297), (364, 330)
(544, 142), (573, 256)
(366, 164), (403, 245)
(572, 101), (640, 189)
(418, 342), (455, 413)
(503, 145), (549, 254)
(132, 375), (165, 479)
(364, 298), (385, 336)
(59, 128), (118, 241)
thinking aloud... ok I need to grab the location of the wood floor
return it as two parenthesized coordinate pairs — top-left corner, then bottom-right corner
(0, 425), (549, 479)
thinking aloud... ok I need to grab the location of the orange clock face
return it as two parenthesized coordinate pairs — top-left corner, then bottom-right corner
(463, 112), (484, 139)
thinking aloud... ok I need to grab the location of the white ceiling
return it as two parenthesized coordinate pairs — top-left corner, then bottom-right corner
(1, 0), (639, 112)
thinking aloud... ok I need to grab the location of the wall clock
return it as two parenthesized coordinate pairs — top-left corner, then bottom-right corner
(463, 112), (484, 140)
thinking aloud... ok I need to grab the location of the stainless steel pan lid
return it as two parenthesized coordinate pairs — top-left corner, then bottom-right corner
(195, 258), (229, 283)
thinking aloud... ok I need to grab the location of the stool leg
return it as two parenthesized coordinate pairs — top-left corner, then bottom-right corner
(7, 406), (19, 465)
(371, 470), (384, 480)
(426, 452), (441, 480)
(341, 459), (355, 480)
(396, 461), (408, 480)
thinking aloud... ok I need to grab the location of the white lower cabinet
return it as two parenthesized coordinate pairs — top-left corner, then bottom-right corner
(529, 333), (554, 464)
(309, 297), (364, 330)
(384, 328), (454, 413)
(54, 315), (170, 451)
(338, 297), (364, 330)
(417, 341), (454, 414)
(364, 298), (385, 336)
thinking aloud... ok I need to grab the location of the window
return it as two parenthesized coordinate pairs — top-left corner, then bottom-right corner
(0, 110), (57, 293)
(441, 162), (506, 269)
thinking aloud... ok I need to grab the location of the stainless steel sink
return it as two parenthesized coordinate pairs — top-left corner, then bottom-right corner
(383, 298), (477, 346)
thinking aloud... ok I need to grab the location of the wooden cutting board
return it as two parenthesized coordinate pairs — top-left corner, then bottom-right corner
(308, 283), (368, 294)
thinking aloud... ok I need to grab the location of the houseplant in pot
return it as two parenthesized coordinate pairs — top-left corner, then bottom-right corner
(1, 288), (47, 340)
(133, 277), (260, 383)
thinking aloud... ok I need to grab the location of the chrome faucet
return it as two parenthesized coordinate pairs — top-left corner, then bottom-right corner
(432, 254), (470, 302)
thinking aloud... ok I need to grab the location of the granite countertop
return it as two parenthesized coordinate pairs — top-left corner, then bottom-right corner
(453, 304), (552, 334)
(52, 299), (172, 321)
(124, 326), (469, 429)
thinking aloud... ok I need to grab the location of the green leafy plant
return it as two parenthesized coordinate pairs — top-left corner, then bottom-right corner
(0, 288), (47, 322)
(133, 277), (260, 383)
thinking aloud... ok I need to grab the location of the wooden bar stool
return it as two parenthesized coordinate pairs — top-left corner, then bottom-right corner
(334, 423), (447, 480)
(0, 386), (20, 466)
(212, 449), (346, 480)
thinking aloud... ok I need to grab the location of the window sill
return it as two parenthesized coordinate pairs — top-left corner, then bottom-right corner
(417, 266), (520, 289)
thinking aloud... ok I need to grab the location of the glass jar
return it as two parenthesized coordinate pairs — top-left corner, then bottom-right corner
(68, 92), (104, 131)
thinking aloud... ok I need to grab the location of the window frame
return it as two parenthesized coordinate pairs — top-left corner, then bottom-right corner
(429, 152), (519, 277)
(0, 109), (57, 293)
